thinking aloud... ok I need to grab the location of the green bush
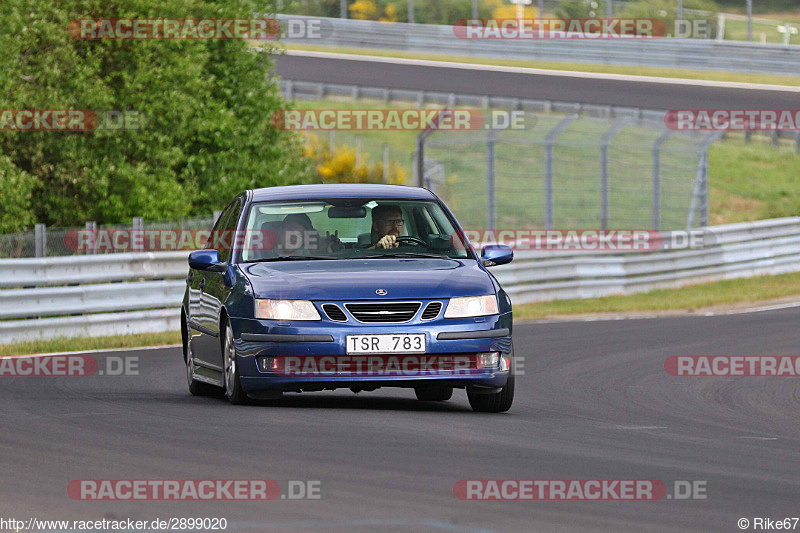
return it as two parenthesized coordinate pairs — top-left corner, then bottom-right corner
(0, 0), (314, 228)
(0, 155), (37, 233)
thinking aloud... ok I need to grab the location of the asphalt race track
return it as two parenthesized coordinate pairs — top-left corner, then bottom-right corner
(274, 52), (800, 111)
(3, 308), (800, 532)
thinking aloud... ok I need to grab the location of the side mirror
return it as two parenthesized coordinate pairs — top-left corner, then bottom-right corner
(481, 244), (513, 267)
(188, 250), (226, 272)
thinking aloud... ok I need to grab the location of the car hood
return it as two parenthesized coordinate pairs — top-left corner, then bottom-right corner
(241, 258), (495, 300)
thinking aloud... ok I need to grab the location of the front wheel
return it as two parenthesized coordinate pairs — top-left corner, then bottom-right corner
(468, 364), (514, 414)
(222, 320), (249, 405)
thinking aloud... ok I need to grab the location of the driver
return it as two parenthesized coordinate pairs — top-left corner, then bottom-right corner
(369, 204), (405, 249)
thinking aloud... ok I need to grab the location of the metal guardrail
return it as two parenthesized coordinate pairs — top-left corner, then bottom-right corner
(277, 15), (800, 76)
(2, 218), (800, 343)
(281, 79), (669, 122)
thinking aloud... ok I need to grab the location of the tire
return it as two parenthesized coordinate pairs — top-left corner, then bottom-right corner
(414, 386), (453, 402)
(468, 354), (515, 414)
(184, 316), (219, 397)
(222, 319), (249, 405)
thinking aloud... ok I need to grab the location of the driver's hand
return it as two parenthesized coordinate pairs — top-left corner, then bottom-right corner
(375, 235), (398, 249)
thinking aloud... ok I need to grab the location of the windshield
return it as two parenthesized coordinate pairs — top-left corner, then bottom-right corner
(239, 198), (470, 262)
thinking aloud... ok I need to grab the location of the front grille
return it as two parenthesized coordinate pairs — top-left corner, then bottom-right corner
(344, 302), (421, 323)
(322, 304), (347, 322)
(420, 302), (442, 320)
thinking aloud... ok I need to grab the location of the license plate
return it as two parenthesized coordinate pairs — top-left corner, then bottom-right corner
(346, 334), (426, 354)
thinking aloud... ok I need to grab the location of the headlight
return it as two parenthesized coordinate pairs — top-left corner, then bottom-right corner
(255, 299), (321, 321)
(444, 295), (498, 318)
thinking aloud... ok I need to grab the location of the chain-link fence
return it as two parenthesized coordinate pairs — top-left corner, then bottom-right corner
(0, 214), (218, 259)
(420, 113), (719, 231)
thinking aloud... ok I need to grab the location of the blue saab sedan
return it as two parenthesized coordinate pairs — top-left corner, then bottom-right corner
(181, 184), (515, 412)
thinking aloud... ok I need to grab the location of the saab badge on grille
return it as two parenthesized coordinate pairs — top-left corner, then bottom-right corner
(375, 289), (388, 296)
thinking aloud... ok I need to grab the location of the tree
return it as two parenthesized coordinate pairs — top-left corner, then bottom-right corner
(0, 0), (314, 228)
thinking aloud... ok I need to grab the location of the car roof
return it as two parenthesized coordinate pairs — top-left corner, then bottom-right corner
(249, 184), (436, 202)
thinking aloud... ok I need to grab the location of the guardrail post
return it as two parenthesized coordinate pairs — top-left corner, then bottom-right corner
(132, 217), (144, 252)
(408, 0), (414, 24)
(329, 130), (335, 154)
(599, 119), (628, 230)
(382, 143), (389, 183)
(486, 128), (500, 231)
(352, 85), (359, 101)
(340, 0), (347, 18)
(544, 115), (578, 230)
(34, 224), (46, 258)
(85, 221), (97, 255)
(383, 88), (390, 105)
(355, 136), (361, 167)
(286, 79), (293, 100)
(651, 130), (674, 231)
(796, 132), (800, 153)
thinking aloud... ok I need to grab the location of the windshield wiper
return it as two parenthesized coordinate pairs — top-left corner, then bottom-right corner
(361, 252), (448, 259)
(244, 255), (341, 263)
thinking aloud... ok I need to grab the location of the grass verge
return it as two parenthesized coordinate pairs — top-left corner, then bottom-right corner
(514, 271), (800, 320)
(0, 331), (181, 357)
(276, 43), (800, 87)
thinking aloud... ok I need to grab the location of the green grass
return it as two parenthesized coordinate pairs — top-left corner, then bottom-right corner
(708, 135), (800, 224)
(0, 331), (181, 357)
(274, 42), (800, 87)
(514, 271), (800, 320)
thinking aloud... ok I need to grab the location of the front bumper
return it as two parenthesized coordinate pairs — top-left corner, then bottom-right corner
(229, 311), (513, 393)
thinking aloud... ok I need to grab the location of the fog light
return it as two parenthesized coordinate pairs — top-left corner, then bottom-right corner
(478, 352), (500, 369)
(258, 357), (277, 372)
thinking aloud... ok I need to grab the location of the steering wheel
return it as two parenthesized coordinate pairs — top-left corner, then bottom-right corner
(396, 236), (428, 247)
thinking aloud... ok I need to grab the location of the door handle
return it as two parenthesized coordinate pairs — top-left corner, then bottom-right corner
(199, 278), (206, 291)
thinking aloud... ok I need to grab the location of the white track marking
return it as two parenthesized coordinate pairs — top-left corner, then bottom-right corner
(0, 344), (181, 359)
